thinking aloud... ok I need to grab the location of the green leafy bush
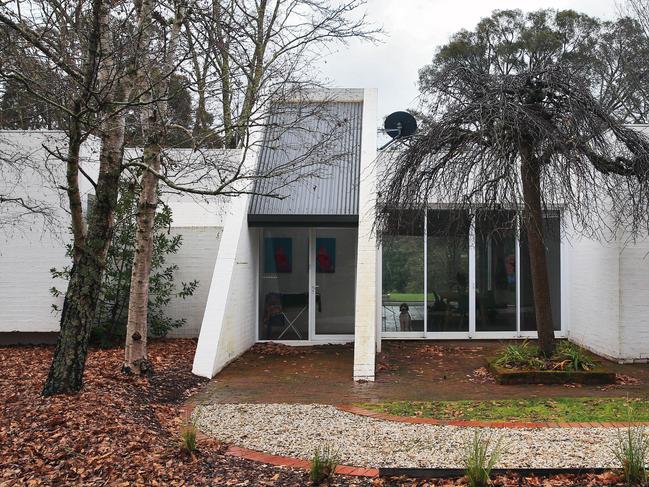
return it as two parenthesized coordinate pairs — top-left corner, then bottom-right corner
(51, 178), (198, 346)
(464, 431), (503, 487)
(612, 425), (648, 486)
(495, 340), (596, 371)
(310, 443), (340, 484)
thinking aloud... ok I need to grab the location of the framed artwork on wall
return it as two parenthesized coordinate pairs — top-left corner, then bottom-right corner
(316, 237), (335, 273)
(264, 237), (292, 273)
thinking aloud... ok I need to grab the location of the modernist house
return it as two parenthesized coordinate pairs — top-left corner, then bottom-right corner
(2, 88), (649, 382)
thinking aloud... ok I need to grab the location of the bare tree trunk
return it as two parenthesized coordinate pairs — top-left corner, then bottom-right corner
(123, 139), (160, 374)
(43, 0), (125, 395)
(520, 141), (555, 356)
(43, 115), (124, 394)
(123, 0), (184, 374)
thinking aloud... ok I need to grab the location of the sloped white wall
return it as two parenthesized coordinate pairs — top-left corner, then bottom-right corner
(192, 192), (259, 378)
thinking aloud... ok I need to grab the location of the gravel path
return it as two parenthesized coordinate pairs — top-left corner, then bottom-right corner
(194, 403), (635, 469)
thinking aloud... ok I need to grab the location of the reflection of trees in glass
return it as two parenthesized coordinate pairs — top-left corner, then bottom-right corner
(382, 237), (423, 295)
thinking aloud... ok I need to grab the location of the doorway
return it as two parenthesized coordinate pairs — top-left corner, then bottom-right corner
(258, 227), (357, 341)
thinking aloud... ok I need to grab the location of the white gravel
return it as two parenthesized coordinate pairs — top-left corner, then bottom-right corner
(194, 403), (636, 469)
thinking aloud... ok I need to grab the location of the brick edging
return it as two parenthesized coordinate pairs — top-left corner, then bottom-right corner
(225, 445), (379, 478)
(337, 404), (649, 429)
(179, 402), (379, 478)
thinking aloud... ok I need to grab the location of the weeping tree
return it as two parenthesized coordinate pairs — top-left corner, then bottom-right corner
(378, 62), (649, 355)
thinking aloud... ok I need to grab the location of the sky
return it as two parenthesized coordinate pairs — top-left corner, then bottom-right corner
(317, 0), (620, 123)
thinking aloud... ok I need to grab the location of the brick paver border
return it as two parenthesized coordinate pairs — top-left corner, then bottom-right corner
(337, 404), (649, 428)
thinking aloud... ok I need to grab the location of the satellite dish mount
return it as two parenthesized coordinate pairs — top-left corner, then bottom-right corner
(380, 111), (417, 149)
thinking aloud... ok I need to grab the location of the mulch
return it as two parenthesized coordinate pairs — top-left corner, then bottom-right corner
(0, 339), (365, 486)
(0, 339), (631, 486)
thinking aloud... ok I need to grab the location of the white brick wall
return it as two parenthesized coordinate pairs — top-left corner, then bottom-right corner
(353, 88), (379, 381)
(192, 191), (259, 378)
(165, 227), (222, 338)
(0, 131), (100, 334)
(566, 231), (621, 360)
(568, 223), (649, 363)
(618, 238), (649, 361)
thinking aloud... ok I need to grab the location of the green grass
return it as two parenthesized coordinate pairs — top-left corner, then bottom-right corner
(359, 397), (649, 423)
(383, 293), (437, 303)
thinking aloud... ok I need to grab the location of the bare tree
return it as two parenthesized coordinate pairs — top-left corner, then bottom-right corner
(120, 0), (376, 373)
(379, 63), (649, 356)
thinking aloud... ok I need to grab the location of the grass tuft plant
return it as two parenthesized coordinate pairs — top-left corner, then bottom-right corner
(180, 413), (199, 455)
(464, 431), (503, 487)
(310, 443), (340, 484)
(612, 425), (649, 486)
(553, 341), (595, 371)
(495, 340), (540, 369)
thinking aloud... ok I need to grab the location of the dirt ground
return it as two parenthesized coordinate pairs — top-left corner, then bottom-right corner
(195, 340), (649, 405)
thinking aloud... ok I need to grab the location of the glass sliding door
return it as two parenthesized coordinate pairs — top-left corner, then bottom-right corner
(381, 210), (425, 334)
(259, 228), (310, 340)
(475, 211), (517, 332)
(520, 212), (562, 331)
(426, 210), (470, 333)
(314, 228), (358, 336)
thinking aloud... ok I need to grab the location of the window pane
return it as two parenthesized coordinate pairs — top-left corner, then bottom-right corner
(475, 211), (517, 332)
(381, 210), (425, 333)
(315, 228), (357, 335)
(520, 212), (562, 331)
(427, 210), (470, 332)
(259, 228), (309, 340)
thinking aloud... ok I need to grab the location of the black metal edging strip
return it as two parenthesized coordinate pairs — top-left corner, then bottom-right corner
(378, 467), (612, 479)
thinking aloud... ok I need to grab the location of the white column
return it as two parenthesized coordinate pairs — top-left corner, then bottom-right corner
(353, 88), (379, 381)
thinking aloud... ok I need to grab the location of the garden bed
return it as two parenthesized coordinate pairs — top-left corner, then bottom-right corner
(487, 359), (616, 385)
(488, 340), (616, 385)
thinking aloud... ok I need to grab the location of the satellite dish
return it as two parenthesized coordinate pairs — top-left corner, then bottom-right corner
(384, 111), (417, 139)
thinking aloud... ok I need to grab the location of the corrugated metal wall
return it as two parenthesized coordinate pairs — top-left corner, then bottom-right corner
(248, 101), (363, 221)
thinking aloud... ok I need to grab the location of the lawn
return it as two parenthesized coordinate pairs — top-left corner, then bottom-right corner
(359, 397), (649, 422)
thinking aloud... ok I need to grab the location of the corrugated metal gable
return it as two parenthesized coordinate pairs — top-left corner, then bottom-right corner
(248, 100), (363, 225)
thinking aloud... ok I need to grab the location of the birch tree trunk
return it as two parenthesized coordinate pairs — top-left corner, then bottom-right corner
(123, 0), (184, 374)
(43, 0), (125, 395)
(520, 141), (556, 356)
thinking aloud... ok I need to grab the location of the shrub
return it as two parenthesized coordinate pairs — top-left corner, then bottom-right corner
(464, 431), (503, 487)
(310, 443), (340, 484)
(612, 425), (648, 486)
(51, 178), (198, 346)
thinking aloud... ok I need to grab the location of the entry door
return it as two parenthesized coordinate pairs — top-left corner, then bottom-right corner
(311, 228), (358, 338)
(259, 228), (310, 341)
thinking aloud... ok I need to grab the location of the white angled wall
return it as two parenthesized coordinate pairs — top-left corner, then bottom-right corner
(192, 191), (259, 378)
(568, 222), (649, 363)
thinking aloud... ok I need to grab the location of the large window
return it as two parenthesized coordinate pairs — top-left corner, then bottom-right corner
(380, 208), (562, 337)
(427, 210), (470, 332)
(520, 212), (562, 331)
(381, 211), (425, 333)
(475, 211), (517, 332)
